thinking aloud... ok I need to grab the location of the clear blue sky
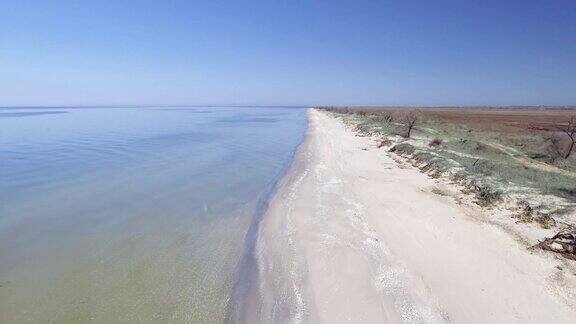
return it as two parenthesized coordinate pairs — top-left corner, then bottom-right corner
(1, 0), (575, 106)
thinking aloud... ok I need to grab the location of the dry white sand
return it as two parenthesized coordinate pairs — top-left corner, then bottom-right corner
(250, 109), (576, 323)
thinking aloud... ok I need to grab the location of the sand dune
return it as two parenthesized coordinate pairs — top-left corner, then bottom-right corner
(251, 109), (576, 323)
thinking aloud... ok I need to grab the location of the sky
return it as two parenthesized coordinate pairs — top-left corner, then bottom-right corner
(1, 0), (575, 106)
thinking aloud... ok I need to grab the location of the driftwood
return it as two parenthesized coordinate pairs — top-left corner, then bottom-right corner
(533, 228), (576, 261)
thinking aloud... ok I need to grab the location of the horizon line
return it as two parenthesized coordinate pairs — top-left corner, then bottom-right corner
(1, 104), (576, 109)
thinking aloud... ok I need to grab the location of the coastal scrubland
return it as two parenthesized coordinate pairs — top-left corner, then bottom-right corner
(322, 106), (576, 259)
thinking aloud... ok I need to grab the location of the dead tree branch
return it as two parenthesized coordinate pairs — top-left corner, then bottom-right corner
(401, 111), (419, 138)
(555, 116), (576, 159)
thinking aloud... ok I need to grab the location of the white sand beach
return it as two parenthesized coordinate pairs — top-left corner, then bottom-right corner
(251, 109), (576, 323)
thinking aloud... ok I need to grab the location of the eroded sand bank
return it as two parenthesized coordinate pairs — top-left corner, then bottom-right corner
(249, 109), (576, 323)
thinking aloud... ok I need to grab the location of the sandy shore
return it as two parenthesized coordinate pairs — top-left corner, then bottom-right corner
(249, 109), (576, 323)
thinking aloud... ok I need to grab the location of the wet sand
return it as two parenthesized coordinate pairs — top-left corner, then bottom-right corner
(249, 109), (576, 323)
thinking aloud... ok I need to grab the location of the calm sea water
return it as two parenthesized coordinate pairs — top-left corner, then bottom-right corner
(0, 107), (307, 323)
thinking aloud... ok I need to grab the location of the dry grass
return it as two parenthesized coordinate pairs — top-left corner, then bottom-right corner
(323, 106), (576, 222)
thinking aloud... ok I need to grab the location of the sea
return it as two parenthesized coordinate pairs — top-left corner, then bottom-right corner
(0, 106), (308, 323)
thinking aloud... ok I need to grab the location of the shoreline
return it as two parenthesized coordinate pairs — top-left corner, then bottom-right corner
(227, 108), (311, 322)
(242, 108), (576, 323)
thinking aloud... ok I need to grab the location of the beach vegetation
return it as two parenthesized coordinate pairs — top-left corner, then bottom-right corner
(429, 137), (443, 147)
(322, 106), (576, 222)
(377, 138), (393, 148)
(471, 183), (502, 206)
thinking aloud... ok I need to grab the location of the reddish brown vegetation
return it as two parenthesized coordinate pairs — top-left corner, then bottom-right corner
(419, 108), (576, 134)
(323, 106), (576, 134)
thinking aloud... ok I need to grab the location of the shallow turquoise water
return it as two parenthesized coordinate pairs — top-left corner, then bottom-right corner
(0, 106), (307, 323)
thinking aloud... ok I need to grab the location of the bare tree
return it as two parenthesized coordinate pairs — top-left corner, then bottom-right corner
(547, 134), (565, 161)
(555, 116), (576, 159)
(401, 111), (419, 138)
